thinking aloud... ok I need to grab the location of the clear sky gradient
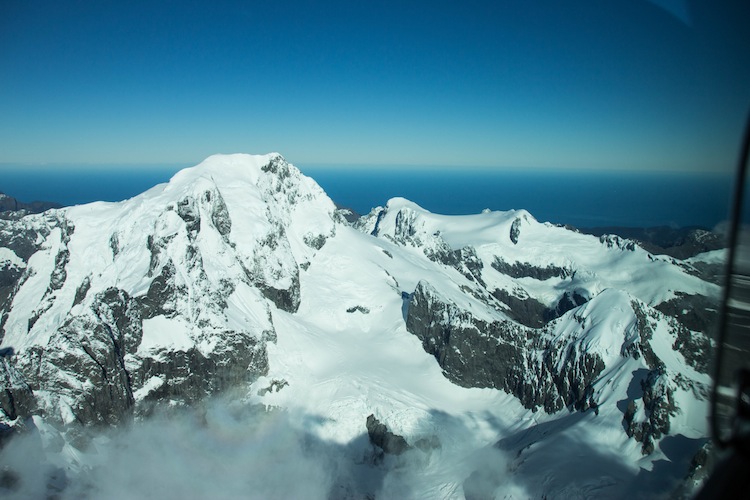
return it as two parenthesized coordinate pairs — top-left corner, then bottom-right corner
(1, 1), (748, 172)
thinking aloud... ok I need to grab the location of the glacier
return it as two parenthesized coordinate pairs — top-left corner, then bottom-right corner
(0, 153), (722, 498)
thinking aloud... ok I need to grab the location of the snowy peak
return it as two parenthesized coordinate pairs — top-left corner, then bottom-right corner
(166, 152), (284, 191)
(0, 153), (344, 426)
(365, 196), (536, 250)
(0, 153), (721, 498)
(360, 197), (719, 315)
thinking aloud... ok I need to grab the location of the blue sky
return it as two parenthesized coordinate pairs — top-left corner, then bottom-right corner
(1, 0), (748, 172)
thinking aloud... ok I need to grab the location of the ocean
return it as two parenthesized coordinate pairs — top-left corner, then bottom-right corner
(0, 163), (734, 229)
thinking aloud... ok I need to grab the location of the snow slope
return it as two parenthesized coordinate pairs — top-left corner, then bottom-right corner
(0, 154), (720, 499)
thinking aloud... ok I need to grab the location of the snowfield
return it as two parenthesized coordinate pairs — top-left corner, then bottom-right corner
(0, 153), (719, 499)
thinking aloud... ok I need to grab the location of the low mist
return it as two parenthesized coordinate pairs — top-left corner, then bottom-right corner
(0, 397), (521, 499)
(2, 401), (339, 499)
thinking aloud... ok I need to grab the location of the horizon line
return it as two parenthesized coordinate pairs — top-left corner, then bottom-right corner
(0, 160), (732, 176)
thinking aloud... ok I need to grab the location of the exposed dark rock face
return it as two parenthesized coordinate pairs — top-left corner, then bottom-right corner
(491, 287), (550, 328)
(683, 260), (723, 285)
(633, 298), (711, 374)
(630, 302), (662, 370)
(405, 281), (604, 413)
(671, 441), (714, 499)
(0, 356), (36, 422)
(15, 277), (272, 429)
(0, 184), (282, 430)
(207, 189), (232, 236)
(94, 288), (145, 355)
(449, 247), (486, 286)
(44, 219), (74, 297)
(257, 378), (288, 396)
(134, 331), (268, 413)
(655, 292), (716, 334)
(394, 209), (418, 241)
(240, 227), (302, 314)
(177, 196), (201, 235)
(72, 276), (91, 307)
(655, 292), (715, 373)
(335, 206), (360, 224)
(0, 214), (75, 340)
(261, 154), (291, 178)
(14, 289), (142, 427)
(618, 301), (701, 455)
(509, 217), (521, 244)
(109, 232), (119, 257)
(139, 260), (182, 319)
(0, 217), (51, 262)
(407, 280), (695, 457)
(0, 261), (24, 339)
(623, 367), (677, 454)
(35, 317), (135, 426)
(257, 273), (300, 313)
(366, 414), (409, 455)
(346, 306), (370, 314)
(599, 234), (637, 251)
(304, 233), (327, 250)
(491, 256), (571, 281)
(670, 320), (712, 374)
(48, 249), (70, 292)
(355, 206), (386, 236)
(552, 290), (589, 319)
(470, 252), (592, 347)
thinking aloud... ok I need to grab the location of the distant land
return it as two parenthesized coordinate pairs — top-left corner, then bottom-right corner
(0, 192), (61, 219)
(575, 225), (725, 260)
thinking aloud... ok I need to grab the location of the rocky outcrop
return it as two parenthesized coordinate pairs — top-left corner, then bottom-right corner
(0, 216), (52, 262)
(366, 414), (409, 455)
(623, 367), (678, 454)
(654, 292), (714, 374)
(405, 278), (701, 448)
(509, 217), (522, 244)
(552, 290), (589, 318)
(16, 288), (140, 426)
(256, 273), (300, 313)
(405, 281), (604, 413)
(0, 353), (36, 423)
(12, 279), (272, 429)
(0, 260), (25, 339)
(491, 256), (572, 281)
(490, 287), (550, 328)
(0, 212), (72, 341)
(140, 260), (182, 319)
(133, 330), (268, 412)
(599, 234), (638, 251)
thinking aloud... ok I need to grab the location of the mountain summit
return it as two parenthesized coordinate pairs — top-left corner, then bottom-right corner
(0, 154), (720, 498)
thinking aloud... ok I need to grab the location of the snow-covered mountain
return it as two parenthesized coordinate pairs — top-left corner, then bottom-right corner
(0, 154), (721, 498)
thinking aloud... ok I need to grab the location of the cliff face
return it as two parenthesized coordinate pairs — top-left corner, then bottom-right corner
(0, 154), (337, 431)
(405, 281), (709, 454)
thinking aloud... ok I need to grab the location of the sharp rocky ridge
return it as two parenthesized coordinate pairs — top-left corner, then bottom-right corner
(0, 153), (721, 498)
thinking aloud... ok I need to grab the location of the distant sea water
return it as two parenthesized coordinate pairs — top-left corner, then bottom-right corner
(0, 163), (733, 229)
